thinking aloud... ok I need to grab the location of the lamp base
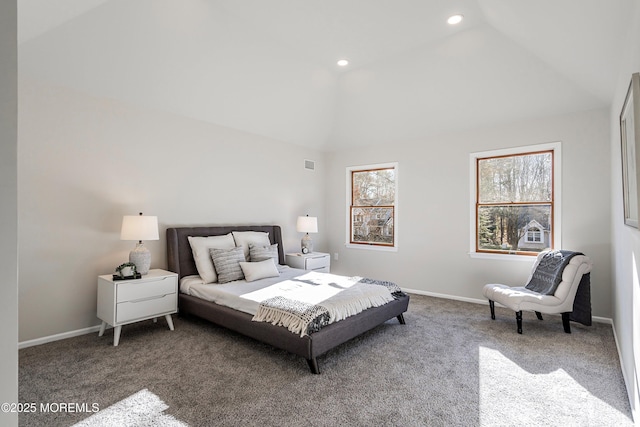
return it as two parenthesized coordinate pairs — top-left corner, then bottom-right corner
(129, 242), (151, 275)
(301, 233), (313, 254)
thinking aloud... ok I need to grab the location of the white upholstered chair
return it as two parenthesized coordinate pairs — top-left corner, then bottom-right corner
(482, 250), (593, 334)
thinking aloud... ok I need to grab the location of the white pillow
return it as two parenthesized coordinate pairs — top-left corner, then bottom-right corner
(232, 231), (271, 260)
(188, 234), (235, 283)
(239, 259), (280, 282)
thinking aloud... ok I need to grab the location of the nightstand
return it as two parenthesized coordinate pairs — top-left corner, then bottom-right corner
(97, 269), (178, 346)
(285, 252), (331, 273)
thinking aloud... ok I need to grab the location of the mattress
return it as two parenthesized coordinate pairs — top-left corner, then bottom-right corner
(180, 265), (302, 315)
(180, 265), (394, 320)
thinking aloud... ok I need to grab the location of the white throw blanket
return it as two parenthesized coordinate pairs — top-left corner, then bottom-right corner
(249, 271), (395, 336)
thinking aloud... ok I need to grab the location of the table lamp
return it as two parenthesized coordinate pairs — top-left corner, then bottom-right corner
(296, 215), (318, 254)
(120, 212), (159, 275)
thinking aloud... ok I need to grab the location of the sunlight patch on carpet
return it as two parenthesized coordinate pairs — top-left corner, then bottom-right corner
(478, 346), (630, 426)
(72, 389), (188, 427)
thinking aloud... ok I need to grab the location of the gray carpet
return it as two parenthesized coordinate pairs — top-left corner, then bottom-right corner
(19, 294), (633, 426)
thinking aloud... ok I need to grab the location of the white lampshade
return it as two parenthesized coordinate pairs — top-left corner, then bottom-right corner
(120, 213), (159, 275)
(121, 214), (159, 241)
(296, 216), (318, 233)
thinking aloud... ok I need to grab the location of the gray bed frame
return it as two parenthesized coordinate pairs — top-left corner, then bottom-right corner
(166, 225), (409, 374)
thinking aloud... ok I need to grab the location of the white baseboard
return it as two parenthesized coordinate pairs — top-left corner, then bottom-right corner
(18, 324), (103, 350)
(402, 287), (612, 324)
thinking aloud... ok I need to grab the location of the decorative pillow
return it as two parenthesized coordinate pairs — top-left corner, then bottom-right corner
(188, 234), (235, 283)
(231, 231), (271, 260)
(209, 247), (246, 284)
(239, 259), (280, 282)
(249, 243), (279, 263)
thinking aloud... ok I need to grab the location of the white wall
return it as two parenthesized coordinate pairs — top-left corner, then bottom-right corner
(326, 108), (612, 316)
(610, 1), (640, 420)
(0, 0), (18, 425)
(18, 77), (326, 342)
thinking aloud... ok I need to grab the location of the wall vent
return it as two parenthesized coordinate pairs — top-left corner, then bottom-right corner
(304, 159), (315, 171)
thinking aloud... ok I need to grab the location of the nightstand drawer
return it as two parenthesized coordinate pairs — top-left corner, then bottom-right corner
(116, 275), (177, 303)
(306, 256), (330, 271)
(116, 293), (176, 323)
(286, 252), (330, 272)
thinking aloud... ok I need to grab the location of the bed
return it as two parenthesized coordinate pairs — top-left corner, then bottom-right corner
(166, 225), (409, 373)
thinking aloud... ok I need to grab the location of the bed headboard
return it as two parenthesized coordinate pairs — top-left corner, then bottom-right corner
(166, 225), (285, 280)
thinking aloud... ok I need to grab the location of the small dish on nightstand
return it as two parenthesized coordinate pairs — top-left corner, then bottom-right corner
(112, 273), (142, 281)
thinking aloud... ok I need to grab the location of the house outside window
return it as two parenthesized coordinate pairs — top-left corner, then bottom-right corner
(346, 163), (398, 251)
(470, 142), (561, 257)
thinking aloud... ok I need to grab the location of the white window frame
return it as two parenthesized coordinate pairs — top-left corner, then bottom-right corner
(469, 142), (561, 261)
(525, 228), (542, 243)
(346, 162), (398, 252)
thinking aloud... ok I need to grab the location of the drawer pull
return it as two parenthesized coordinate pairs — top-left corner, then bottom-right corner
(129, 294), (170, 304)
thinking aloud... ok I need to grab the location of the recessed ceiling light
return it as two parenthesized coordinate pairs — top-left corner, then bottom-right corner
(447, 14), (463, 25)
(337, 59), (349, 67)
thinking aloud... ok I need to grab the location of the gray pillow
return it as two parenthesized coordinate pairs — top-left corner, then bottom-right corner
(249, 243), (279, 263)
(209, 247), (245, 284)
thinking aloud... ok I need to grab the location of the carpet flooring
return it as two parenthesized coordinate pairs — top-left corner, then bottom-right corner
(19, 294), (633, 426)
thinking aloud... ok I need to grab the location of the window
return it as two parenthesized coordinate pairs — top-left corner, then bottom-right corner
(346, 163), (398, 250)
(470, 143), (561, 257)
(526, 228), (542, 243)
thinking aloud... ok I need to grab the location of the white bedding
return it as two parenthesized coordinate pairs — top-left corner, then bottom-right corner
(180, 265), (394, 322)
(180, 265), (303, 315)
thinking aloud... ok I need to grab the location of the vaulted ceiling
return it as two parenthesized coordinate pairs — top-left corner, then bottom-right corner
(18, 0), (637, 150)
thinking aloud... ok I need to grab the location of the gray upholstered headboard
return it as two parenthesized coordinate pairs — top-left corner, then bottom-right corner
(166, 225), (285, 280)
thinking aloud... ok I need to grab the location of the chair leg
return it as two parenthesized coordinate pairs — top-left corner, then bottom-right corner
(562, 312), (571, 333)
(516, 311), (523, 334)
(535, 311), (543, 320)
(489, 300), (495, 320)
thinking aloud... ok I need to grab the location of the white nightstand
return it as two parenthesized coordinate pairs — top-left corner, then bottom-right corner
(97, 269), (178, 346)
(285, 252), (331, 273)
